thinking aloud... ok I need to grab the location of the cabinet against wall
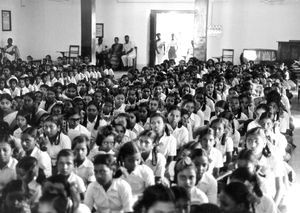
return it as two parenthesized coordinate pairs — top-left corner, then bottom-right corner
(278, 41), (300, 64)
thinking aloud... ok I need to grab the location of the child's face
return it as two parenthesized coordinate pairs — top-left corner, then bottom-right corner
(101, 135), (115, 152)
(0, 81), (5, 89)
(215, 107), (225, 116)
(87, 104), (98, 118)
(94, 164), (113, 186)
(150, 116), (165, 135)
(57, 156), (74, 176)
(230, 98), (240, 111)
(167, 109), (181, 125)
(127, 90), (136, 103)
(149, 100), (159, 112)
(16, 165), (38, 183)
(142, 88), (151, 99)
(166, 96), (175, 106)
(201, 134), (215, 151)
(177, 167), (196, 191)
(237, 159), (256, 173)
(259, 118), (273, 131)
(246, 134), (266, 156)
(0, 98), (12, 112)
(206, 83), (214, 93)
(115, 116), (127, 128)
(124, 153), (141, 173)
(114, 94), (125, 107)
(66, 87), (77, 98)
(21, 134), (36, 153)
(0, 143), (12, 165)
(193, 156), (209, 180)
(183, 102), (195, 115)
(114, 125), (125, 143)
(215, 82), (224, 91)
(83, 95), (93, 104)
(154, 86), (163, 95)
(19, 79), (26, 87)
(74, 142), (88, 161)
(102, 102), (113, 115)
(68, 114), (81, 129)
(10, 81), (17, 89)
(211, 122), (225, 139)
(43, 121), (59, 137)
(128, 113), (137, 126)
(52, 106), (63, 116)
(138, 136), (153, 153)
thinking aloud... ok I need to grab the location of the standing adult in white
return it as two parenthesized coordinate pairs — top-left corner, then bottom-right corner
(121, 35), (136, 69)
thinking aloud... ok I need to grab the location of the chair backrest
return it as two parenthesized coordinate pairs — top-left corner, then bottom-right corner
(69, 45), (80, 58)
(222, 49), (234, 63)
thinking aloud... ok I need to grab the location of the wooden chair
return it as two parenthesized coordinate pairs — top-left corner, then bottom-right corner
(133, 46), (137, 70)
(68, 45), (80, 64)
(222, 49), (234, 63)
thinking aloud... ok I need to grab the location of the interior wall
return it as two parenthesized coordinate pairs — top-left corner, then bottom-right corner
(207, 0), (300, 64)
(96, 0), (194, 68)
(1, 0), (81, 61)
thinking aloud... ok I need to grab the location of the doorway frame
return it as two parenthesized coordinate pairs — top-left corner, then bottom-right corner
(149, 10), (195, 67)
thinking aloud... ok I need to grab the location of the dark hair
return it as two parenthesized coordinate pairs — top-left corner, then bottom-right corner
(149, 113), (171, 136)
(190, 203), (221, 213)
(93, 154), (116, 170)
(210, 118), (230, 146)
(215, 100), (229, 111)
(138, 129), (158, 166)
(222, 182), (252, 211)
(82, 101), (101, 130)
(17, 156), (46, 184)
(133, 184), (175, 213)
(16, 110), (31, 124)
(174, 157), (196, 183)
(95, 125), (116, 147)
(230, 167), (263, 198)
(117, 141), (140, 164)
(57, 149), (74, 162)
(171, 185), (190, 201)
(190, 148), (208, 160)
(0, 93), (13, 102)
(71, 134), (90, 155)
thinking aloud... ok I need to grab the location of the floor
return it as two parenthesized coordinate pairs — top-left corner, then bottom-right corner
(285, 94), (300, 213)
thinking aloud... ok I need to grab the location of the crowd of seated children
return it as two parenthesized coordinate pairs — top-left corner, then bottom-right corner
(0, 52), (297, 213)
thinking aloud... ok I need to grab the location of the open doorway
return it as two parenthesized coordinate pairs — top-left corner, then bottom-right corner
(149, 10), (194, 66)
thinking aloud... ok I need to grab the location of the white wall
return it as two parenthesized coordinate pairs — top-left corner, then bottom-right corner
(0, 0), (81, 61)
(96, 0), (194, 67)
(207, 0), (300, 63)
(97, 0), (300, 66)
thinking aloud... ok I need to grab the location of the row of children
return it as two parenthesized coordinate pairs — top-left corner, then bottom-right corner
(0, 55), (296, 213)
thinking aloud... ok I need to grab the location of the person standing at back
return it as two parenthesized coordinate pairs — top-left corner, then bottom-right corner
(121, 35), (136, 70)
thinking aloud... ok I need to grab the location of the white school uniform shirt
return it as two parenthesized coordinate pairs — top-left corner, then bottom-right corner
(196, 172), (218, 204)
(50, 77), (57, 86)
(215, 137), (234, 162)
(143, 151), (166, 178)
(46, 133), (71, 165)
(84, 178), (133, 213)
(206, 147), (223, 175)
(124, 129), (137, 141)
(190, 186), (209, 205)
(104, 68), (114, 76)
(205, 97), (215, 112)
(257, 154), (285, 198)
(266, 131), (287, 160)
(13, 127), (23, 140)
(157, 133), (177, 158)
(0, 157), (17, 193)
(198, 106), (211, 124)
(30, 146), (52, 178)
(0, 88), (11, 95)
(120, 164), (154, 202)
(10, 87), (20, 98)
(196, 109), (205, 126)
(172, 125), (189, 149)
(113, 104), (126, 116)
(255, 194), (277, 213)
(68, 124), (91, 142)
(66, 172), (86, 193)
(74, 158), (96, 186)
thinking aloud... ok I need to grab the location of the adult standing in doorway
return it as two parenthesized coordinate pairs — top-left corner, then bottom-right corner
(155, 33), (165, 64)
(121, 35), (136, 70)
(95, 37), (107, 67)
(1, 38), (20, 62)
(110, 37), (123, 70)
(167, 33), (177, 60)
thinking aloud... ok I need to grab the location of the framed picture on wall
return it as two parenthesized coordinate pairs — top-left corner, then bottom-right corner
(2, 10), (11, 31)
(96, 23), (104, 38)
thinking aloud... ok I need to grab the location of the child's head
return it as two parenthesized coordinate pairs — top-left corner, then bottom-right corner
(182, 99), (196, 116)
(219, 182), (252, 213)
(0, 93), (13, 112)
(210, 118), (228, 140)
(245, 127), (269, 157)
(134, 184), (176, 213)
(117, 141), (141, 173)
(138, 130), (157, 153)
(138, 102), (149, 121)
(0, 133), (14, 166)
(96, 125), (116, 152)
(215, 100), (229, 116)
(237, 149), (257, 173)
(56, 149), (74, 176)
(93, 154), (115, 186)
(72, 135), (89, 162)
(114, 92), (125, 108)
(253, 104), (268, 121)
(66, 108), (81, 129)
(21, 127), (39, 154)
(198, 127), (215, 152)
(149, 97), (160, 112)
(150, 113), (167, 136)
(16, 156), (39, 183)
(43, 116), (62, 138)
(16, 110), (30, 129)
(153, 82), (163, 96)
(126, 109), (139, 129)
(86, 101), (99, 120)
(258, 111), (274, 132)
(229, 96), (240, 112)
(167, 105), (181, 126)
(171, 186), (191, 213)
(51, 103), (64, 116)
(174, 157), (197, 191)
(113, 112), (130, 129)
(190, 148), (209, 181)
